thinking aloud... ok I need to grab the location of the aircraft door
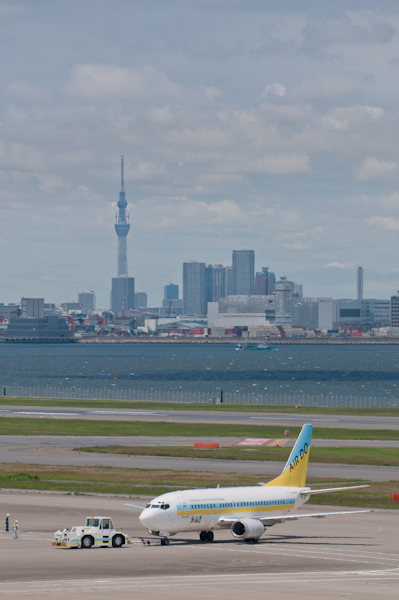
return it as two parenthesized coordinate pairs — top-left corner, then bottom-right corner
(178, 497), (189, 517)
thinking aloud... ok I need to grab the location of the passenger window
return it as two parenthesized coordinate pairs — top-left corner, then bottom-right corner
(102, 519), (110, 529)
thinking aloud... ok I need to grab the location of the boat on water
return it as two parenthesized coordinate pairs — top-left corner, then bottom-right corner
(236, 343), (275, 350)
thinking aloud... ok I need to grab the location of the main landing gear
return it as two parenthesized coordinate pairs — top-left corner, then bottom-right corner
(199, 531), (214, 542)
(160, 537), (170, 546)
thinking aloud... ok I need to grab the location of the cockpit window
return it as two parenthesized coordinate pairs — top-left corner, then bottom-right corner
(160, 504), (170, 510)
(146, 504), (151, 508)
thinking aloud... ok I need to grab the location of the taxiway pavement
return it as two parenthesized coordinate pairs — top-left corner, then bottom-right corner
(2, 405), (399, 429)
(1, 436), (399, 481)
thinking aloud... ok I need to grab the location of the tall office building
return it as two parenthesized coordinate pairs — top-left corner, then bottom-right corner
(357, 267), (363, 301)
(111, 277), (135, 315)
(78, 291), (96, 315)
(255, 267), (276, 296)
(183, 261), (207, 315)
(225, 266), (233, 296)
(213, 265), (226, 302)
(164, 284), (179, 300)
(205, 265), (214, 303)
(134, 291), (147, 309)
(232, 250), (255, 295)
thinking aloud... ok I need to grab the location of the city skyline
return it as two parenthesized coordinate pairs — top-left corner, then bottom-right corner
(3, 2), (399, 306)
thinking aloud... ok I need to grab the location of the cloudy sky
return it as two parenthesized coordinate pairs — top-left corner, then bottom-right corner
(2, 0), (399, 307)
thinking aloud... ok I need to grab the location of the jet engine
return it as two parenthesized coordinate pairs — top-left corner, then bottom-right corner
(231, 518), (265, 541)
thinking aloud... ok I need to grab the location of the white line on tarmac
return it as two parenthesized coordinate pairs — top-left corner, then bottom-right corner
(1, 568), (399, 594)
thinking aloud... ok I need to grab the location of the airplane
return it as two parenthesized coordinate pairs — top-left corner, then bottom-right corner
(126, 423), (372, 545)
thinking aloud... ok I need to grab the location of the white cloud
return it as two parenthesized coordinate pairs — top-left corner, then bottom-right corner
(321, 106), (383, 133)
(356, 157), (397, 180)
(366, 216), (399, 231)
(324, 262), (354, 269)
(262, 83), (287, 98)
(65, 63), (181, 100)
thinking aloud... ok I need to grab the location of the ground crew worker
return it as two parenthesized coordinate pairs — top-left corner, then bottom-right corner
(5, 514), (9, 532)
(13, 520), (18, 539)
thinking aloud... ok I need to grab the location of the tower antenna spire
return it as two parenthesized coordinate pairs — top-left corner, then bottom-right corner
(121, 155), (124, 192)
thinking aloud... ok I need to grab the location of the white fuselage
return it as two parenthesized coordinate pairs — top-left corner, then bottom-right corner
(139, 485), (311, 535)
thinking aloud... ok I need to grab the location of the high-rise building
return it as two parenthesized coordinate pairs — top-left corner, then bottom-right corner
(78, 291), (96, 315)
(275, 277), (294, 325)
(205, 265), (214, 303)
(111, 277), (135, 315)
(183, 261), (207, 315)
(255, 267), (276, 296)
(225, 266), (233, 296)
(357, 267), (363, 301)
(232, 250), (255, 295)
(390, 291), (399, 327)
(134, 291), (147, 309)
(213, 265), (226, 302)
(164, 284), (179, 300)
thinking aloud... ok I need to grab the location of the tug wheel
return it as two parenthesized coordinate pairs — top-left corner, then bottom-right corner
(81, 536), (94, 549)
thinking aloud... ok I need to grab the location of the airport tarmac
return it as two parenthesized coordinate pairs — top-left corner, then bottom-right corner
(0, 491), (398, 599)
(2, 436), (399, 481)
(2, 405), (399, 429)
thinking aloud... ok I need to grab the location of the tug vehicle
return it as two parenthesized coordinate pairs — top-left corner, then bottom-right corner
(53, 516), (130, 549)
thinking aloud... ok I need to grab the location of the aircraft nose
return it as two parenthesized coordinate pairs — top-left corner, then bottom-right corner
(139, 509), (153, 528)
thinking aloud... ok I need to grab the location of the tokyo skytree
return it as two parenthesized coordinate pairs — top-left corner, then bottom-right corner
(114, 156), (130, 277)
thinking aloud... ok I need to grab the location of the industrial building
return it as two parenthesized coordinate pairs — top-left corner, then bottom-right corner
(4, 316), (75, 342)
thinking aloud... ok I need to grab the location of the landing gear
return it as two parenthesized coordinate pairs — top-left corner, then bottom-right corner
(160, 538), (170, 546)
(244, 538), (259, 544)
(200, 531), (214, 542)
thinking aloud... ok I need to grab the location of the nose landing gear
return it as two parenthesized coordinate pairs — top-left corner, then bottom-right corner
(199, 531), (214, 542)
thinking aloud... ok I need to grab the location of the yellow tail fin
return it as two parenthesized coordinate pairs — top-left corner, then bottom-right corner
(264, 423), (312, 487)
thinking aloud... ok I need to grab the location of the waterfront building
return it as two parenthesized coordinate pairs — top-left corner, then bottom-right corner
(0, 303), (20, 320)
(183, 261), (207, 315)
(390, 291), (399, 327)
(22, 298), (44, 318)
(232, 250), (255, 295)
(4, 316), (75, 342)
(78, 291), (96, 315)
(206, 265), (214, 303)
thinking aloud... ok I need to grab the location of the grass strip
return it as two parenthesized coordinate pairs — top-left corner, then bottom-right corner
(1, 397), (399, 417)
(0, 463), (397, 510)
(2, 417), (399, 440)
(73, 445), (399, 467)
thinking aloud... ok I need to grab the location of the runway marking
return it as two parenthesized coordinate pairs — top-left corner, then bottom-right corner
(1, 569), (399, 595)
(184, 544), (399, 566)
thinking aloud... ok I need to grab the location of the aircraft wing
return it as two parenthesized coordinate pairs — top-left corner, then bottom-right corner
(217, 508), (376, 527)
(301, 485), (369, 495)
(125, 503), (146, 510)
